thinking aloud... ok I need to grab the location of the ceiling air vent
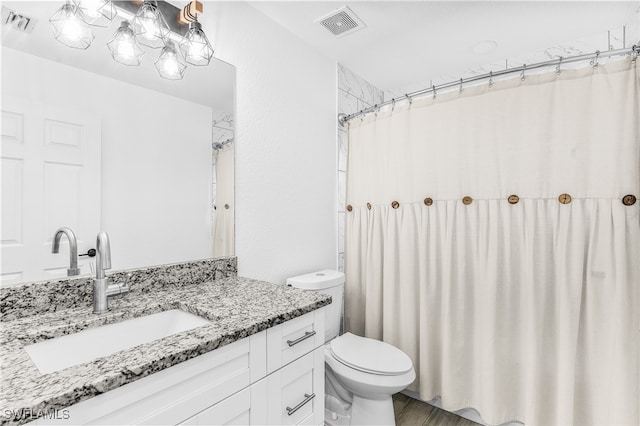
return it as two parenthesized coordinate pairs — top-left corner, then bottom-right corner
(315, 6), (366, 38)
(1, 6), (34, 33)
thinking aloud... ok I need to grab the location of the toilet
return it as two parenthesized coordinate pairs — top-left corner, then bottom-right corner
(287, 270), (416, 426)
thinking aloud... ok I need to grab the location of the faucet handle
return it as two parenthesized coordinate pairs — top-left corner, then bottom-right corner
(119, 273), (133, 291)
(107, 272), (132, 298)
(79, 249), (96, 258)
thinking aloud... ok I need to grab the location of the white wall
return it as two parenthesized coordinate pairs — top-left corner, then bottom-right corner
(202, 3), (337, 284)
(1, 47), (212, 271)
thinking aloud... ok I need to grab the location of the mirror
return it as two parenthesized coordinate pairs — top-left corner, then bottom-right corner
(0, 1), (235, 286)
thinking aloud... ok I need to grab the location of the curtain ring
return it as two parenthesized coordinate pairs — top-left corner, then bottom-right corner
(555, 57), (563, 75)
(488, 71), (494, 88)
(404, 93), (413, 105)
(374, 104), (379, 118)
(432, 84), (437, 100)
(590, 50), (600, 68)
(520, 64), (526, 81)
(459, 78), (464, 93)
(391, 98), (396, 111)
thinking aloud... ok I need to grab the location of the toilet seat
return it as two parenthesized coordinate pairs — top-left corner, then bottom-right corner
(330, 333), (413, 376)
(324, 345), (416, 400)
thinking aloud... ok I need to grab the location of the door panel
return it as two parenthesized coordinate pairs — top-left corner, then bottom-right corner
(1, 96), (101, 285)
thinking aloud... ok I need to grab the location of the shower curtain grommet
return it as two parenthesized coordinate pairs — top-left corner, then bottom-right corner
(366, 203), (372, 210)
(462, 196), (473, 205)
(424, 198), (433, 206)
(558, 193), (572, 204)
(346, 204), (353, 212)
(622, 194), (637, 206)
(508, 195), (520, 204)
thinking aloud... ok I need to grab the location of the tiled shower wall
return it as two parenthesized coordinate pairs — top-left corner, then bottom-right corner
(336, 64), (384, 271)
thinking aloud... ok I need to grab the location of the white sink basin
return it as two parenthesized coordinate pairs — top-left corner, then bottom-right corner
(24, 309), (210, 374)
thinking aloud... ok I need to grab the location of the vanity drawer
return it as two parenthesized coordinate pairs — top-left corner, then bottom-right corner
(266, 346), (325, 426)
(266, 307), (325, 374)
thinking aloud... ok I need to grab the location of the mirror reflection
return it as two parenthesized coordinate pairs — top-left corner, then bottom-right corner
(1, 1), (235, 286)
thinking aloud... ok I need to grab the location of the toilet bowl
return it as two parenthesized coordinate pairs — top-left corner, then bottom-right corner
(287, 270), (415, 426)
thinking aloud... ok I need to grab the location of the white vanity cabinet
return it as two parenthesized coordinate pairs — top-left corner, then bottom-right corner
(33, 307), (326, 426)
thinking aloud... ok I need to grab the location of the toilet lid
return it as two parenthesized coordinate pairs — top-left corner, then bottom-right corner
(330, 333), (413, 376)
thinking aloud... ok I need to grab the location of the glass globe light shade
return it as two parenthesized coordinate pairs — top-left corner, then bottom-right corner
(179, 21), (214, 66)
(75, 0), (116, 27)
(132, 1), (170, 49)
(49, 1), (94, 50)
(107, 21), (145, 66)
(155, 41), (187, 80)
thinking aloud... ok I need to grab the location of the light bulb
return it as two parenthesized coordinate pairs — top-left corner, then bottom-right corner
(138, 9), (160, 40)
(179, 21), (214, 66)
(61, 14), (83, 40)
(161, 53), (180, 75)
(132, 1), (169, 49)
(115, 38), (135, 59)
(50, 1), (94, 49)
(187, 33), (205, 57)
(107, 21), (144, 66)
(155, 41), (186, 80)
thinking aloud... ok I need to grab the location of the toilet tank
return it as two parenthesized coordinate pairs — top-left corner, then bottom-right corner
(286, 270), (345, 343)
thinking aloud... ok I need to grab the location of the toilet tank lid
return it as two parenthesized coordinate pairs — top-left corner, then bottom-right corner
(286, 270), (345, 290)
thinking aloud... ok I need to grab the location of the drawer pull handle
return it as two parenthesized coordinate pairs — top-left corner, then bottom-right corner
(286, 393), (316, 416)
(286, 330), (316, 347)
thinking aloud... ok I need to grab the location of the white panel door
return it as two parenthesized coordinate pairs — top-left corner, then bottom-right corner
(1, 96), (101, 286)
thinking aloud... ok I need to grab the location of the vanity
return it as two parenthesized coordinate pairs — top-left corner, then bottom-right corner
(0, 258), (331, 426)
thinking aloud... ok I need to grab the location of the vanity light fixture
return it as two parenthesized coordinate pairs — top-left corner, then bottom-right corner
(48, 0), (214, 80)
(131, 0), (170, 49)
(107, 21), (145, 66)
(180, 20), (214, 66)
(49, 1), (94, 49)
(75, 0), (116, 27)
(155, 40), (187, 80)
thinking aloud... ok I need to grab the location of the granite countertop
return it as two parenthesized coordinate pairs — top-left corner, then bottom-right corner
(0, 277), (331, 425)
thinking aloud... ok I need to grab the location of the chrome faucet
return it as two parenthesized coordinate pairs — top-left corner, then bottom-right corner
(93, 231), (129, 314)
(51, 227), (80, 276)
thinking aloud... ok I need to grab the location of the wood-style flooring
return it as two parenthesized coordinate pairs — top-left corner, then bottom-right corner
(393, 393), (481, 426)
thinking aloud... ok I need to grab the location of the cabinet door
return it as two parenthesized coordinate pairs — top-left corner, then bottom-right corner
(179, 378), (267, 426)
(266, 347), (324, 426)
(181, 388), (250, 426)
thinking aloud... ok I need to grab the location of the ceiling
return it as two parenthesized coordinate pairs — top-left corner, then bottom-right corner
(249, 1), (639, 93)
(1, 1), (235, 112)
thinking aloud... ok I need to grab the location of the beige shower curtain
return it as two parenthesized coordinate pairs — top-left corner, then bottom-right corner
(344, 59), (639, 425)
(213, 145), (235, 257)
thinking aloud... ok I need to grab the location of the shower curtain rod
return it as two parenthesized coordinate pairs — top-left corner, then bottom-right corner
(338, 45), (640, 126)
